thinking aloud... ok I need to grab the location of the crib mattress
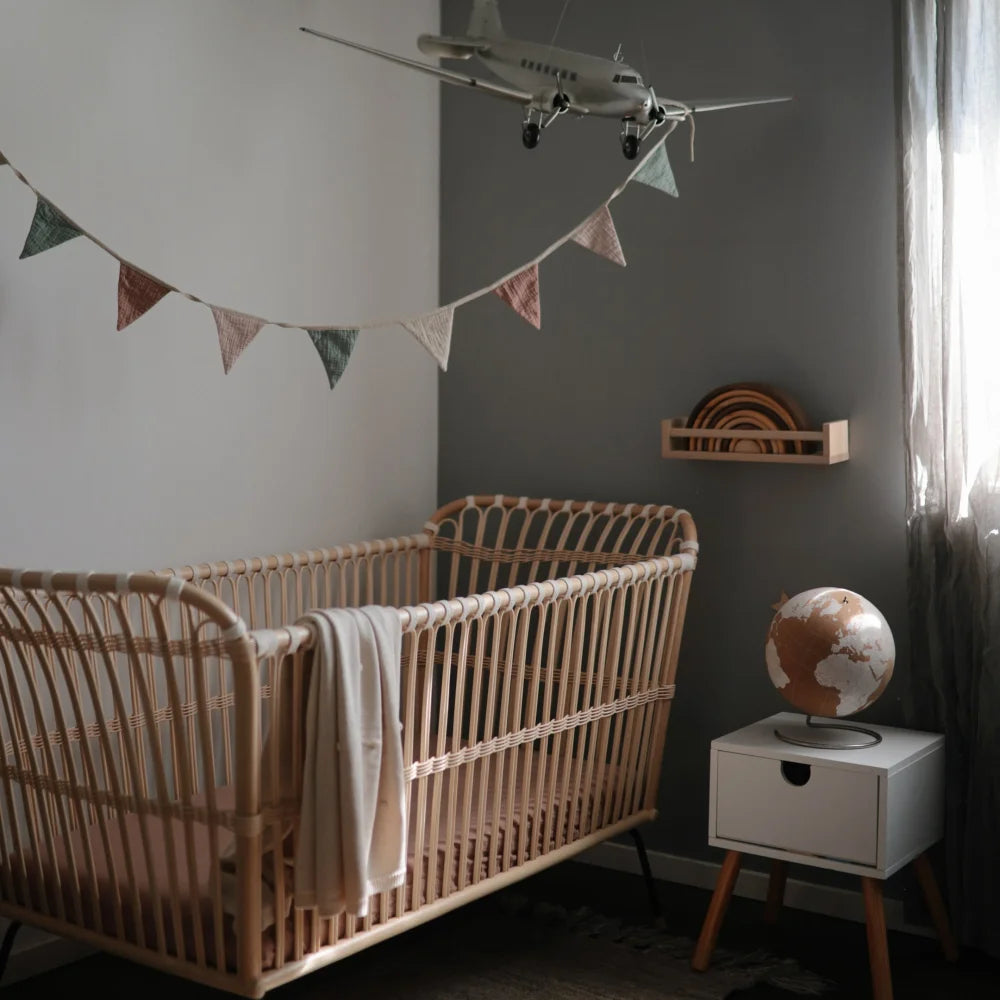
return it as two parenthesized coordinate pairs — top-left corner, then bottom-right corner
(7, 748), (614, 972)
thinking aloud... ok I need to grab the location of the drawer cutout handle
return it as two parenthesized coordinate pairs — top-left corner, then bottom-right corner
(780, 761), (812, 786)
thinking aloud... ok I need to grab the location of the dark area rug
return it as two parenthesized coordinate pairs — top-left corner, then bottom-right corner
(312, 889), (835, 1000)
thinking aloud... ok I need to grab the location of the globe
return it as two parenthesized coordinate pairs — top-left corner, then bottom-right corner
(765, 587), (895, 718)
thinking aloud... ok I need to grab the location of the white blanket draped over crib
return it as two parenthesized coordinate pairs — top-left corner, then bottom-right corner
(294, 605), (407, 919)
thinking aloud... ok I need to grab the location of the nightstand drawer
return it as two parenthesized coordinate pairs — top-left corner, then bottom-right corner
(714, 750), (879, 866)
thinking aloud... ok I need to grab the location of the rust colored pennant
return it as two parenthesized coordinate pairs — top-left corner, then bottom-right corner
(117, 263), (171, 331)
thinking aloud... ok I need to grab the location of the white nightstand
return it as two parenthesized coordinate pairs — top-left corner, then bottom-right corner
(691, 713), (958, 1000)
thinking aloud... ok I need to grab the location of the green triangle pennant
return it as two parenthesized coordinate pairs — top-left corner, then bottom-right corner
(631, 141), (678, 198)
(20, 198), (84, 259)
(307, 328), (360, 389)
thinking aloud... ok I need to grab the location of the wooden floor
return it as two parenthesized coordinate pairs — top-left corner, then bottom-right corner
(2, 858), (998, 998)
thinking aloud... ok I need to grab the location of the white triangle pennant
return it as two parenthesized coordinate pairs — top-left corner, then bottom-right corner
(211, 306), (266, 374)
(572, 204), (626, 267)
(401, 306), (454, 371)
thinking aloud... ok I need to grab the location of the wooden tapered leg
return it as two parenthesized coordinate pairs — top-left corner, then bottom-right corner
(861, 877), (893, 1000)
(692, 850), (742, 972)
(912, 853), (959, 962)
(764, 860), (788, 925)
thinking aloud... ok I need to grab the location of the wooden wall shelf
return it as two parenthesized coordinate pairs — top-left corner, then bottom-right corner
(661, 418), (850, 465)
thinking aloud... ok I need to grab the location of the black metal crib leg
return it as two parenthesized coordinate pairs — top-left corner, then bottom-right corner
(629, 828), (663, 924)
(0, 921), (21, 984)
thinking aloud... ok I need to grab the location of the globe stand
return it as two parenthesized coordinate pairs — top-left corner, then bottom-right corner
(774, 715), (882, 750)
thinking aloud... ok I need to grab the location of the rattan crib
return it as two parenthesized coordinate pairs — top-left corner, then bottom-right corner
(0, 494), (697, 997)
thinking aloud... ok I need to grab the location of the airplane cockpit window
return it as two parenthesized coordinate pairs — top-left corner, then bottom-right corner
(619, 74), (639, 84)
(613, 74), (621, 83)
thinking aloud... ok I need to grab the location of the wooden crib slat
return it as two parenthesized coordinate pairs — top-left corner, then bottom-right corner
(455, 615), (486, 893)
(52, 595), (133, 943)
(150, 598), (206, 968)
(577, 588), (613, 837)
(615, 580), (655, 822)
(440, 617), (471, 899)
(517, 602), (548, 868)
(642, 572), (692, 809)
(110, 597), (171, 954)
(0, 622), (43, 914)
(4, 595), (86, 926)
(564, 590), (600, 841)
(188, 607), (228, 974)
(499, 608), (529, 873)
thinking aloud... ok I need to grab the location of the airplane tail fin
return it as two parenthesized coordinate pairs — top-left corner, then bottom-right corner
(468, 0), (505, 40)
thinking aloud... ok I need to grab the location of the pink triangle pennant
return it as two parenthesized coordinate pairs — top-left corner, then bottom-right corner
(401, 306), (454, 371)
(572, 204), (626, 267)
(211, 307), (266, 373)
(494, 263), (541, 329)
(117, 263), (171, 331)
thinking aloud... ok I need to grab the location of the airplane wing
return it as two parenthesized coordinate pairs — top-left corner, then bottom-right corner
(300, 27), (533, 106)
(661, 96), (793, 118)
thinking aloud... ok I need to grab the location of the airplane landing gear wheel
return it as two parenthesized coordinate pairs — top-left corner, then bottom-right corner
(522, 123), (540, 149)
(622, 134), (640, 160)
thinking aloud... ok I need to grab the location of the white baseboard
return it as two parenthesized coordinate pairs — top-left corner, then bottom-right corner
(576, 842), (936, 939)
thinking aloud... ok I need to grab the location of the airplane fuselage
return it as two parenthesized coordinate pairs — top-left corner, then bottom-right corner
(477, 39), (654, 120)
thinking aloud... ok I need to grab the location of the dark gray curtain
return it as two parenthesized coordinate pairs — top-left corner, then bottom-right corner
(901, 0), (1000, 958)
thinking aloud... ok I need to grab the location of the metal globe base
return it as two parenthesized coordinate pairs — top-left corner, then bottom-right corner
(774, 715), (882, 750)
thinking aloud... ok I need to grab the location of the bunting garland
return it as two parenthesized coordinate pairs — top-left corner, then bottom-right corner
(0, 128), (682, 389)
(307, 328), (359, 389)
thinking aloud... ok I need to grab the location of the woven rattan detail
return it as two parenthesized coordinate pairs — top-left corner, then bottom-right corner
(403, 685), (675, 782)
(429, 537), (661, 568)
(0, 622), (232, 658)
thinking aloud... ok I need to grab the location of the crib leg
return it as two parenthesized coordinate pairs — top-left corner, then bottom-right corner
(629, 828), (663, 923)
(0, 921), (21, 983)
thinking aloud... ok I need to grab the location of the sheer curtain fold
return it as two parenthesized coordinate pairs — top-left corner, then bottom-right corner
(901, 0), (1000, 958)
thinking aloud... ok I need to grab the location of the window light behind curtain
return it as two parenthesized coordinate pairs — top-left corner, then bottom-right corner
(901, 0), (1000, 959)
(903, 0), (1000, 519)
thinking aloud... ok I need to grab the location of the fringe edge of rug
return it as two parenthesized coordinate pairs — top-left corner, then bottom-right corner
(496, 893), (838, 997)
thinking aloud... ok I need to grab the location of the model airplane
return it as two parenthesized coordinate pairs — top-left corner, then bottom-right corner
(301, 1), (790, 160)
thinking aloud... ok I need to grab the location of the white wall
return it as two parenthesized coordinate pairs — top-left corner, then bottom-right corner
(0, 0), (440, 572)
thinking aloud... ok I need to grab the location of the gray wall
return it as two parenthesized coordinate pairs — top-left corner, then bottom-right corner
(439, 0), (906, 867)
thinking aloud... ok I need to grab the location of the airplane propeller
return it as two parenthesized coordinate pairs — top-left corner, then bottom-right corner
(553, 72), (570, 112)
(648, 86), (667, 125)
